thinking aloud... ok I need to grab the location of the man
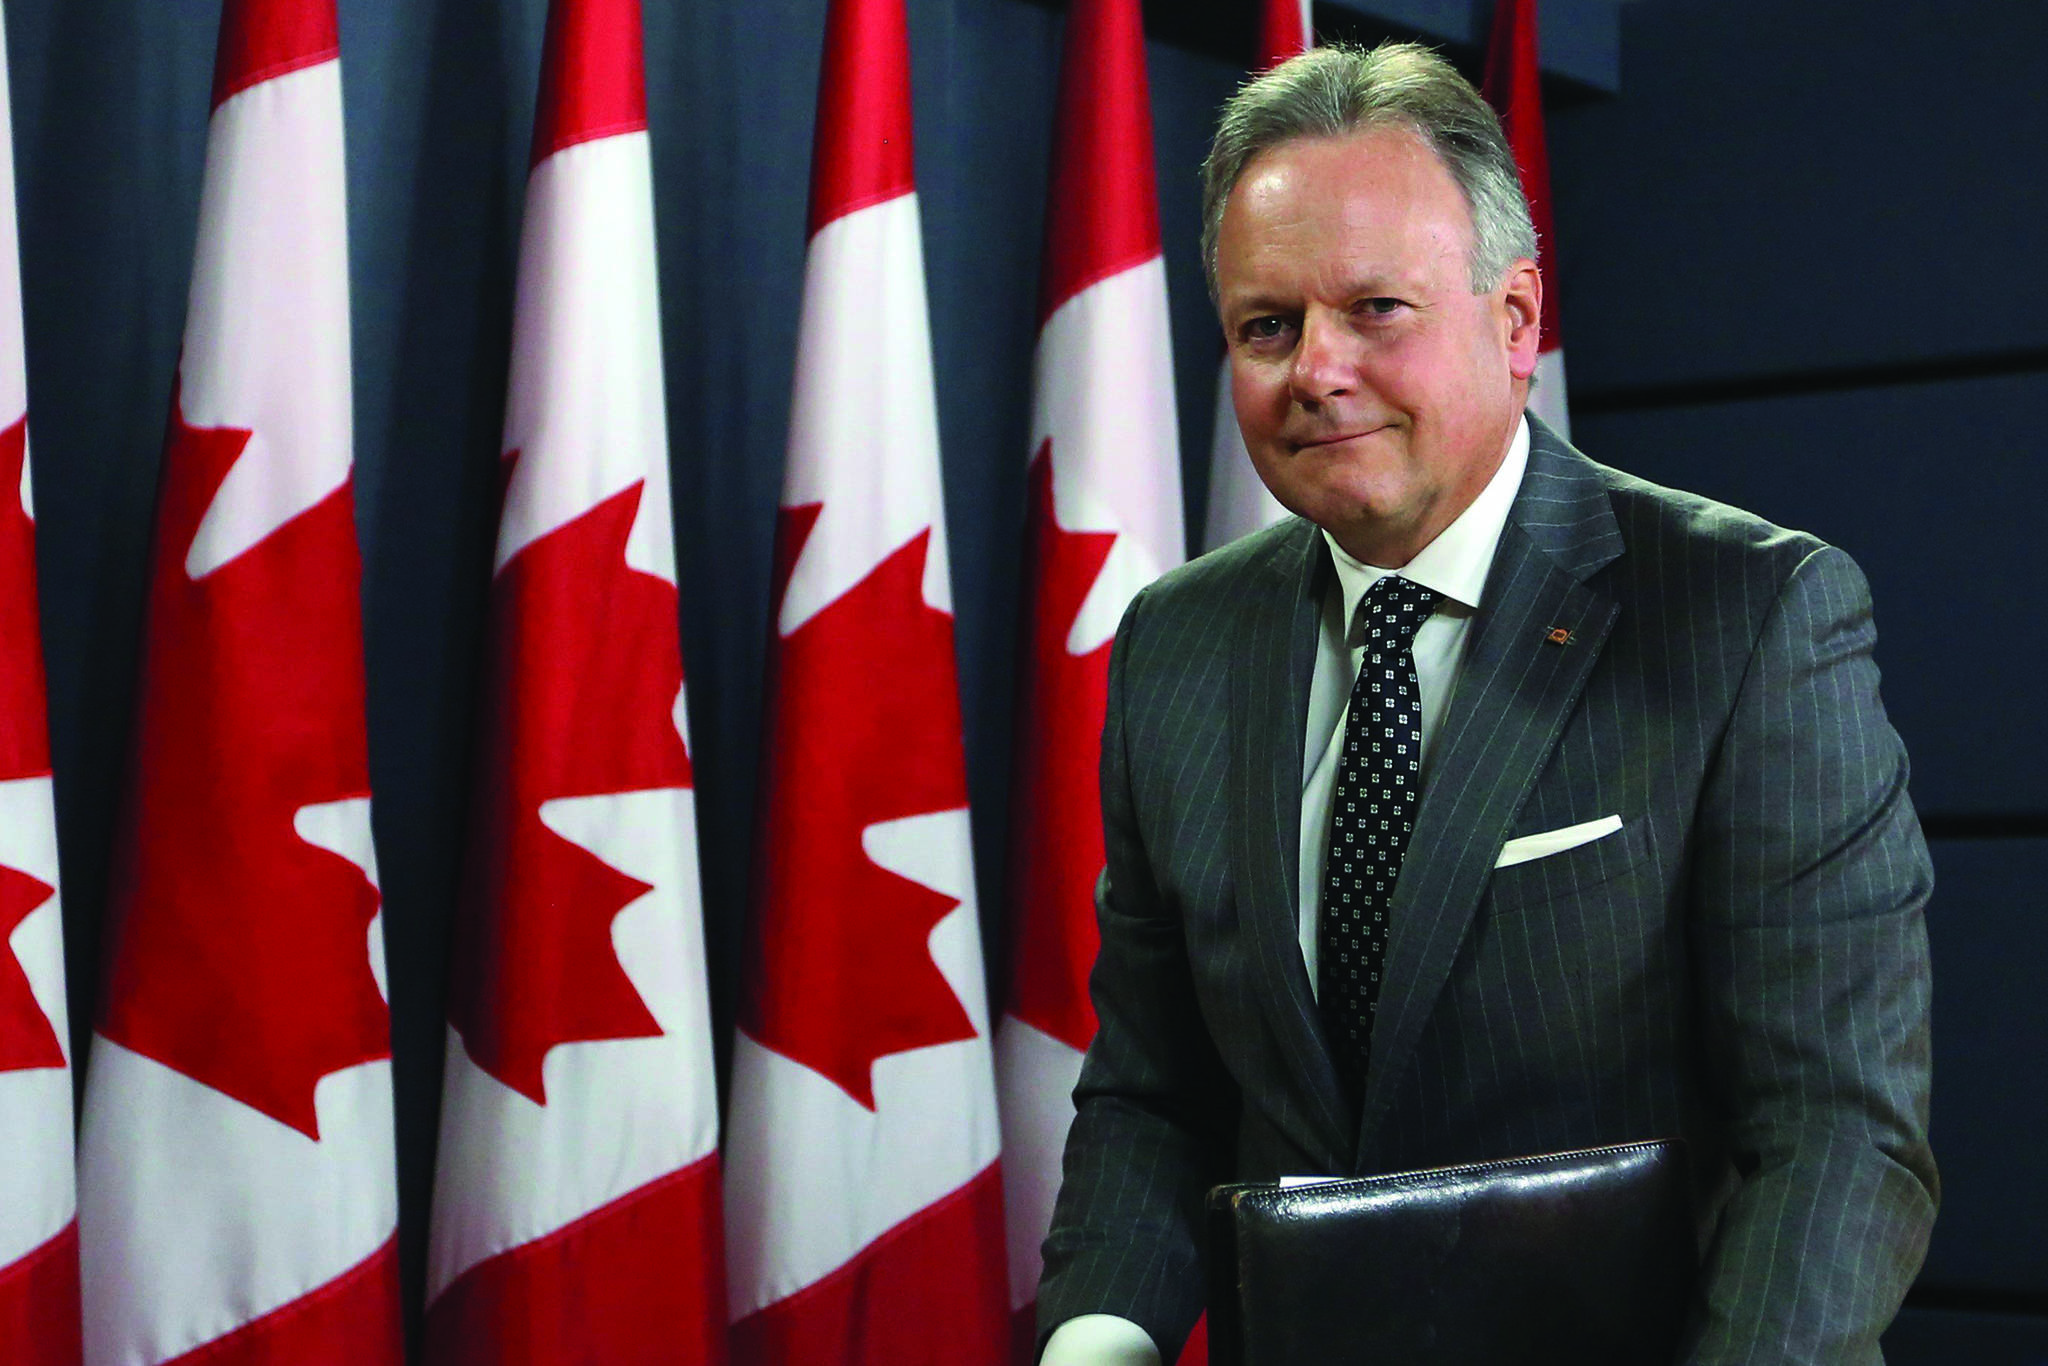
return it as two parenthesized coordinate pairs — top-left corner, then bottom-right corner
(1036, 42), (1935, 1366)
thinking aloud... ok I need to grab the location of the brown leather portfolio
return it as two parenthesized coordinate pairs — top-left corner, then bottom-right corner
(1205, 1139), (1695, 1366)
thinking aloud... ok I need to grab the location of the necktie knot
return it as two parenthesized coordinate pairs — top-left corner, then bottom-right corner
(1358, 574), (1438, 652)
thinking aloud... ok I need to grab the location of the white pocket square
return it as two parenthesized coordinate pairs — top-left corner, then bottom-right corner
(1494, 814), (1624, 870)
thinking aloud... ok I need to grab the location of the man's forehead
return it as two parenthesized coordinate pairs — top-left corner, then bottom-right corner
(1218, 128), (1475, 295)
(1232, 126), (1460, 217)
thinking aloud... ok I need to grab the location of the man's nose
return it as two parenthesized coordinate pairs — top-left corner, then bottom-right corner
(1287, 309), (1357, 405)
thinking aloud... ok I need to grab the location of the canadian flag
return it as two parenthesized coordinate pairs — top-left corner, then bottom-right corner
(74, 3), (403, 1364)
(996, 0), (1180, 1357)
(1483, 0), (1569, 437)
(1201, 0), (1313, 551)
(421, 1), (726, 1362)
(722, 0), (1007, 1360)
(0, 2), (81, 1359)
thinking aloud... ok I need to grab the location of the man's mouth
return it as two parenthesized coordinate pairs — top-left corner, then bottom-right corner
(1291, 424), (1392, 452)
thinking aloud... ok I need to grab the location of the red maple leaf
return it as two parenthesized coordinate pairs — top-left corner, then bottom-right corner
(446, 474), (687, 1104)
(0, 413), (65, 1074)
(0, 860), (60, 1074)
(1006, 441), (1117, 1052)
(743, 507), (976, 1109)
(97, 389), (384, 1139)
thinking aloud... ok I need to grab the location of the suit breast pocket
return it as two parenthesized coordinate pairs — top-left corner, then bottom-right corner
(1484, 814), (1656, 913)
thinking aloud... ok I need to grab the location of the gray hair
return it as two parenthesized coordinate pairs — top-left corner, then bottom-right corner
(1199, 42), (1537, 301)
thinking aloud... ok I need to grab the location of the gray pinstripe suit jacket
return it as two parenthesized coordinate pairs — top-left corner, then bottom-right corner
(1037, 421), (1937, 1364)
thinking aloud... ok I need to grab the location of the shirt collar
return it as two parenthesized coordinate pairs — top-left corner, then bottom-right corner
(1322, 414), (1529, 629)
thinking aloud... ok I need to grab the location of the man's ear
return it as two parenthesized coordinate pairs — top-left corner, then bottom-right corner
(1501, 260), (1542, 380)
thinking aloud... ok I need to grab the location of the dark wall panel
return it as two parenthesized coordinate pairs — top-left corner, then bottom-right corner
(1322, 0), (1623, 90)
(1569, 371), (2048, 819)
(1547, 0), (2048, 395)
(1914, 838), (2048, 1299)
(1885, 1306), (2048, 1366)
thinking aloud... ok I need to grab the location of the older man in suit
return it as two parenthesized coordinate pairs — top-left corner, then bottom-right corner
(1035, 42), (1936, 1366)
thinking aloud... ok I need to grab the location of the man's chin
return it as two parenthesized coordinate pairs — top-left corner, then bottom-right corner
(1301, 491), (1437, 568)
(1255, 453), (1405, 519)
(1287, 478), (1408, 530)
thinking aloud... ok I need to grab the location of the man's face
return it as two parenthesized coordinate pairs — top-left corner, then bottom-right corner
(1215, 126), (1541, 567)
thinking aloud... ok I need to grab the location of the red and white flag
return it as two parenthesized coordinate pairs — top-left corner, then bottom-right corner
(0, 3), (81, 1359)
(1483, 0), (1569, 437)
(76, 3), (403, 1363)
(723, 0), (1007, 1360)
(1201, 0), (1313, 551)
(1257, 0), (1313, 75)
(421, 2), (726, 1362)
(997, 0), (1180, 1355)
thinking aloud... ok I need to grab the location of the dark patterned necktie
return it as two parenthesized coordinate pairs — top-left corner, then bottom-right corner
(1318, 573), (1438, 1094)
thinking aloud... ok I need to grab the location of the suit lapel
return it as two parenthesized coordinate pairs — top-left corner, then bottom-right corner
(1358, 428), (1626, 1155)
(1229, 519), (1354, 1166)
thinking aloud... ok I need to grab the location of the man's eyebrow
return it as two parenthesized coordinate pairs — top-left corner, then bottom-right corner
(1222, 291), (1296, 317)
(1223, 273), (1416, 318)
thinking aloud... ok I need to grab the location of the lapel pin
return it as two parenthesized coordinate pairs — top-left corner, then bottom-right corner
(1545, 626), (1573, 646)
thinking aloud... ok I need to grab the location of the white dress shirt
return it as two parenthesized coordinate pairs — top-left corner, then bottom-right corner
(1041, 418), (1530, 1366)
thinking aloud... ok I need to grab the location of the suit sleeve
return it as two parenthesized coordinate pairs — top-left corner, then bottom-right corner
(1033, 586), (1239, 1363)
(1682, 544), (1938, 1365)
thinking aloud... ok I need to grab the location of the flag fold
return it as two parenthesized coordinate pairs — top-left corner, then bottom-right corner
(725, 1), (1007, 1361)
(77, 2), (403, 1362)
(998, 0), (1181, 1357)
(422, 2), (727, 1362)
(0, 4), (79, 1359)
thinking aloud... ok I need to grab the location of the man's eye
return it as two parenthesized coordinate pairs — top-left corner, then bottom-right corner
(1244, 316), (1289, 342)
(1359, 297), (1403, 316)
